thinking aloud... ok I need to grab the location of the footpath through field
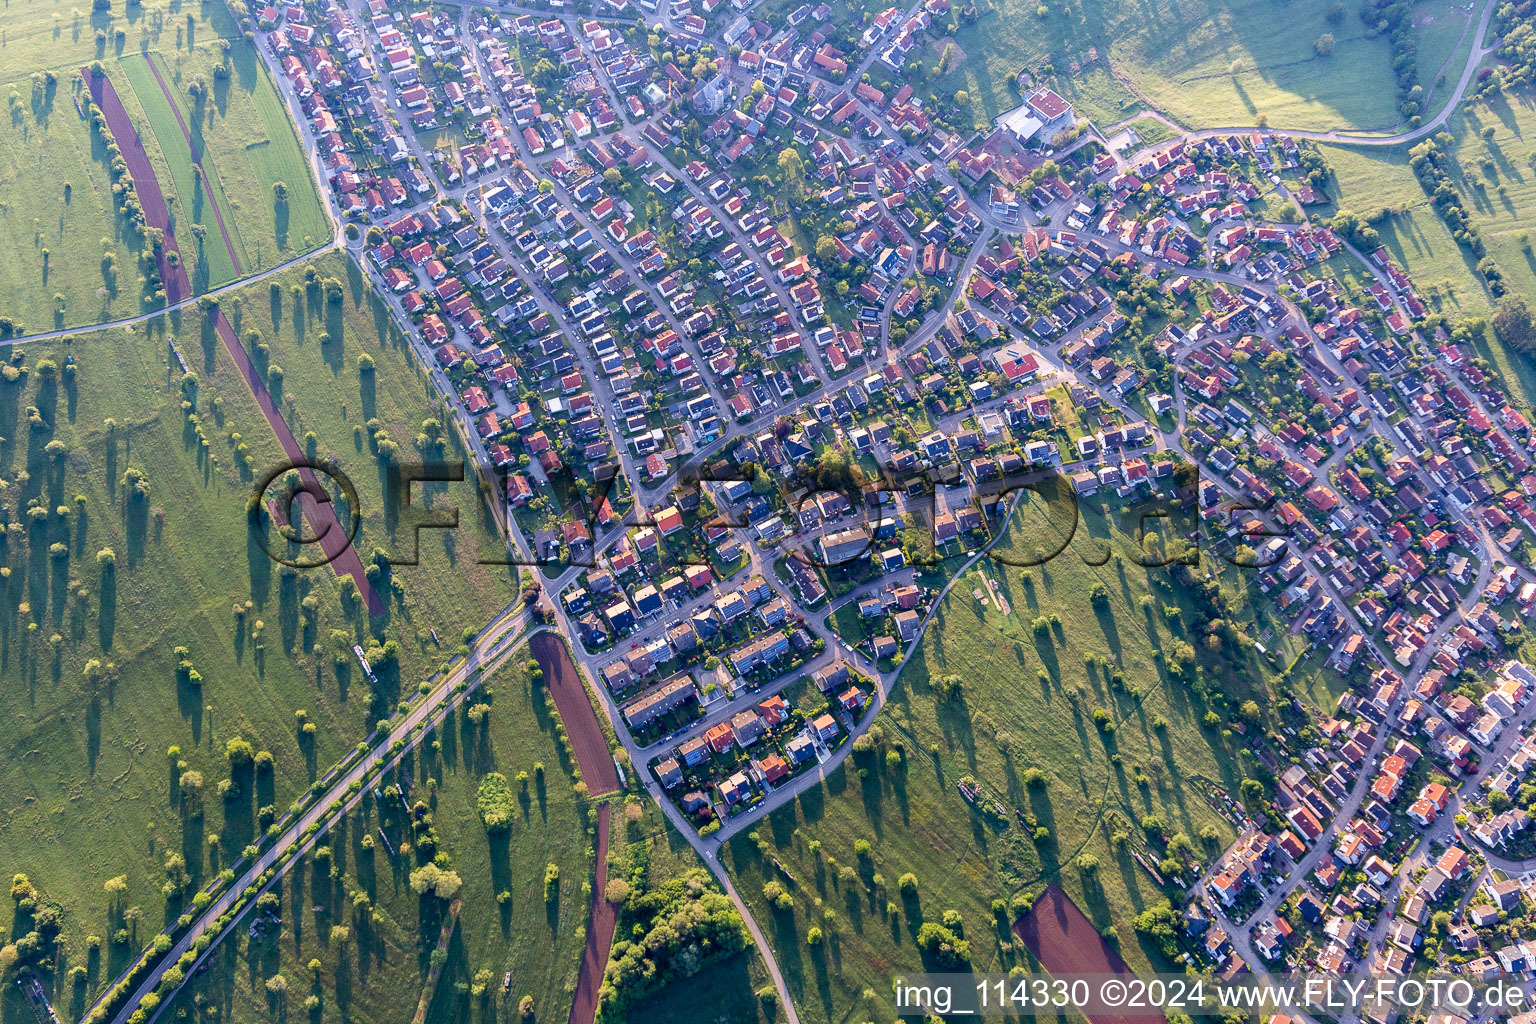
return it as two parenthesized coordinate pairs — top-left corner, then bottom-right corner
(81, 67), (382, 615)
(529, 632), (620, 1024)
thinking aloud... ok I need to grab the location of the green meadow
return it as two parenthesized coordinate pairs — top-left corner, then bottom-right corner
(0, 250), (517, 1021)
(1319, 86), (1536, 408)
(934, 0), (1421, 131)
(0, 0), (327, 332)
(723, 491), (1272, 1024)
(0, 71), (142, 333)
(162, 656), (596, 1024)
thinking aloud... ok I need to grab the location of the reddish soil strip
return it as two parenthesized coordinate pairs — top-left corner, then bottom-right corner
(530, 631), (621, 797)
(82, 66), (188, 305)
(568, 804), (616, 1024)
(140, 55), (244, 276)
(82, 68), (381, 615)
(1013, 884), (1163, 1024)
(528, 632), (620, 1024)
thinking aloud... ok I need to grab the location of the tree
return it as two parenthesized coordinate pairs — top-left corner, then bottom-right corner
(272, 181), (288, 204)
(225, 736), (255, 767)
(1314, 33), (1335, 56)
(409, 863), (463, 900)
(776, 148), (806, 199)
(1493, 294), (1536, 351)
(476, 773), (515, 832)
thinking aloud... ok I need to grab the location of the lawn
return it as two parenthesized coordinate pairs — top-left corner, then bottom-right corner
(935, 0), (1411, 132)
(0, 72), (143, 333)
(0, 250), (519, 1017)
(721, 491), (1272, 1024)
(1114, 117), (1180, 153)
(162, 655), (597, 1024)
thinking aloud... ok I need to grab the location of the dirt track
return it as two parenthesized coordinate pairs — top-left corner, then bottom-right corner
(1014, 884), (1162, 1024)
(82, 67), (382, 614)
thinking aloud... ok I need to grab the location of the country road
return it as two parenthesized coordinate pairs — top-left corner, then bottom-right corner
(104, 604), (537, 1024)
(65, 0), (1523, 1018)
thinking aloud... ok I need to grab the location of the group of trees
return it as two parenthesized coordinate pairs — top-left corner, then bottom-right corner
(598, 868), (748, 1017)
(475, 772), (516, 831)
(0, 875), (64, 977)
(408, 862), (463, 900)
(1408, 133), (1502, 292)
(1494, 294), (1536, 352)
(1494, 1), (1536, 90)
(1366, 0), (1423, 123)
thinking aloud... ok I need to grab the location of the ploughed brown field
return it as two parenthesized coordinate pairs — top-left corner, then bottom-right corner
(529, 631), (620, 1024)
(1014, 884), (1164, 1024)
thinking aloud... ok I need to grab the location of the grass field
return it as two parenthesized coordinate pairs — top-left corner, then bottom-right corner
(0, 319), (364, 1021)
(721, 493), (1268, 1024)
(0, 73), (143, 333)
(117, 51), (241, 289)
(143, 45), (329, 270)
(1319, 86), (1536, 409)
(0, 250), (518, 1019)
(116, 45), (329, 289)
(162, 655), (596, 1024)
(1438, 89), (1536, 409)
(0, 0), (239, 72)
(0, 0), (327, 331)
(1315, 141), (1491, 312)
(936, 0), (1423, 132)
(220, 249), (522, 658)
